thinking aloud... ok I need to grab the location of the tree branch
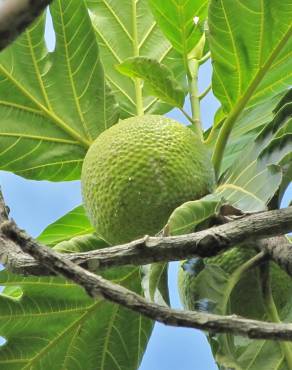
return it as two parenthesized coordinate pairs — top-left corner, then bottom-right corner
(3, 220), (292, 341)
(257, 236), (292, 275)
(0, 0), (52, 51)
(1, 207), (292, 276)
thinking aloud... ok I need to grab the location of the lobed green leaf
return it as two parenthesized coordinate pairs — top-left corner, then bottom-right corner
(0, 0), (119, 181)
(209, 0), (292, 113)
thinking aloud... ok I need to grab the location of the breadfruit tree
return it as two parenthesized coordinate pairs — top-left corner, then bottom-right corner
(0, 1), (291, 369)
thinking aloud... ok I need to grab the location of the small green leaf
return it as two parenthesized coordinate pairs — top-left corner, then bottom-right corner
(87, 0), (184, 117)
(53, 234), (107, 253)
(148, 0), (208, 56)
(216, 165), (282, 212)
(167, 194), (222, 236)
(208, 91), (288, 174)
(117, 57), (185, 108)
(37, 205), (94, 247)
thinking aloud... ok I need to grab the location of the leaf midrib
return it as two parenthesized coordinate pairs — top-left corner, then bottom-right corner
(3, 268), (140, 368)
(0, 64), (90, 148)
(57, 0), (92, 143)
(22, 299), (103, 369)
(26, 29), (53, 111)
(212, 22), (292, 173)
(216, 183), (264, 203)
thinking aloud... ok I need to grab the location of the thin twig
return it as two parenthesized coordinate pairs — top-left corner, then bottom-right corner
(199, 51), (211, 65)
(198, 84), (212, 100)
(179, 107), (196, 125)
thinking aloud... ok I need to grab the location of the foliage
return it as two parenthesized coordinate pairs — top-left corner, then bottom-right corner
(0, 0), (291, 369)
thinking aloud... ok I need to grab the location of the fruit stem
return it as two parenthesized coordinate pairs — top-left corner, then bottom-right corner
(261, 263), (292, 370)
(187, 58), (203, 139)
(132, 0), (143, 116)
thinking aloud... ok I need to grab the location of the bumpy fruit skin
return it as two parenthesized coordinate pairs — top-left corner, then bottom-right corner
(81, 115), (215, 245)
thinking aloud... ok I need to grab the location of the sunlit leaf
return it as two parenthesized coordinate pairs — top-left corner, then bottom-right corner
(37, 205), (94, 246)
(207, 91), (289, 174)
(0, 206), (153, 370)
(216, 165), (282, 212)
(117, 57), (185, 108)
(216, 92), (292, 212)
(86, 0), (184, 117)
(0, 0), (119, 181)
(53, 234), (107, 253)
(167, 194), (222, 236)
(148, 0), (208, 56)
(0, 267), (153, 370)
(209, 0), (292, 114)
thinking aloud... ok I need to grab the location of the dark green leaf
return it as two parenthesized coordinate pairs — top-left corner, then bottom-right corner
(179, 254), (292, 369)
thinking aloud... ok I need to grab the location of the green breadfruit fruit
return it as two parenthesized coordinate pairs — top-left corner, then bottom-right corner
(81, 115), (215, 245)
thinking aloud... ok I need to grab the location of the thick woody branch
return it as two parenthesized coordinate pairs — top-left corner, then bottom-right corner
(257, 236), (292, 275)
(5, 226), (292, 341)
(0, 0), (52, 51)
(1, 207), (292, 276)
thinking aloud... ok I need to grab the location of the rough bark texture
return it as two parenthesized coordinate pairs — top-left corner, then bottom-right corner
(3, 220), (292, 341)
(0, 0), (52, 51)
(1, 191), (292, 340)
(1, 207), (291, 276)
(258, 236), (292, 275)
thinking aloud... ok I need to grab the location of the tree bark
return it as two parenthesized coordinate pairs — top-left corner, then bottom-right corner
(0, 0), (52, 51)
(1, 207), (291, 276)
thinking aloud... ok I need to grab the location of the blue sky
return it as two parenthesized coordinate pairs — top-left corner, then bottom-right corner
(0, 9), (291, 370)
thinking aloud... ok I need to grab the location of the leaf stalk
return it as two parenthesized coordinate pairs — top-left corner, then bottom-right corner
(187, 58), (203, 138)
